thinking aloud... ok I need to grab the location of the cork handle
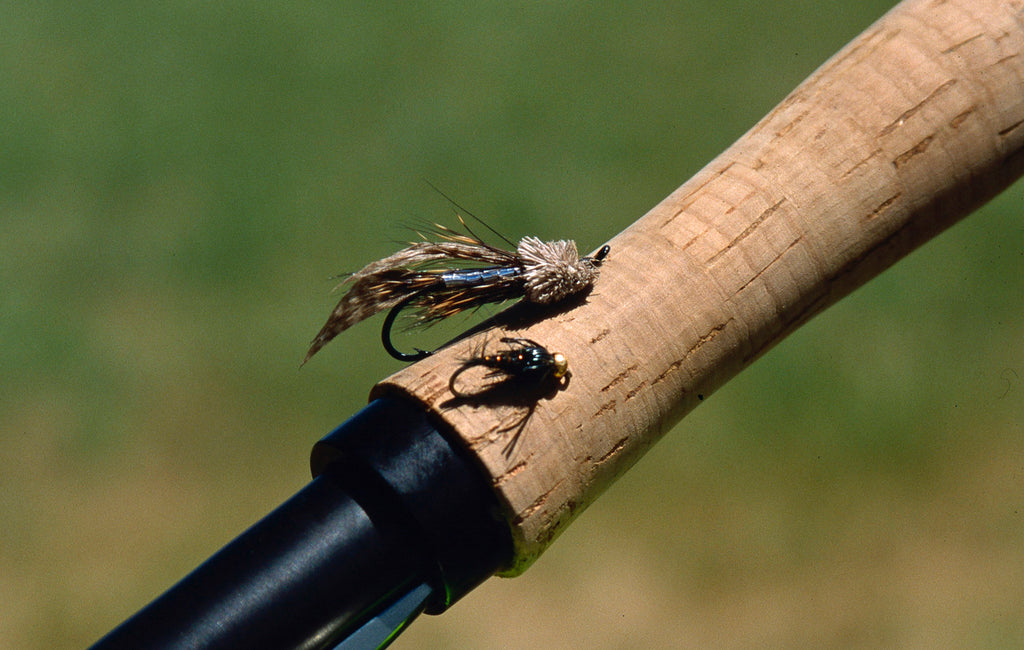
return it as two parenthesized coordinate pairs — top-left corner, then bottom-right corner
(373, 0), (1024, 574)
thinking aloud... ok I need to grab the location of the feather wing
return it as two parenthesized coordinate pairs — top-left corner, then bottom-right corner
(303, 232), (521, 363)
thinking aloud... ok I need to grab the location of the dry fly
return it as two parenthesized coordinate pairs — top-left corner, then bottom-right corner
(304, 210), (609, 364)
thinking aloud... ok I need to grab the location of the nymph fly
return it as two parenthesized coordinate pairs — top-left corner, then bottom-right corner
(454, 337), (569, 386)
(304, 211), (609, 364)
(446, 337), (570, 457)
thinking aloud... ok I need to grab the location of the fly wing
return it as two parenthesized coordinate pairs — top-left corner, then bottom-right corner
(410, 221), (519, 266)
(303, 268), (434, 363)
(303, 237), (521, 363)
(412, 277), (524, 325)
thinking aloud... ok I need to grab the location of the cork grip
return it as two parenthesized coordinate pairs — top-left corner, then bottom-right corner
(372, 0), (1024, 574)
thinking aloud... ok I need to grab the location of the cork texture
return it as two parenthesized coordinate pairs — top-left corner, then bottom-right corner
(373, 0), (1024, 574)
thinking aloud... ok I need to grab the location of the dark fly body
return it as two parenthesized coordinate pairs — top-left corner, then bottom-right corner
(304, 213), (609, 364)
(459, 337), (569, 385)
(447, 337), (570, 458)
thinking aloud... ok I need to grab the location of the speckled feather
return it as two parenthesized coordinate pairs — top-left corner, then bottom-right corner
(304, 224), (604, 364)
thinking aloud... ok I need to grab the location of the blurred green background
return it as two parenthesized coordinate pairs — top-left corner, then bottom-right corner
(3, 1), (1023, 647)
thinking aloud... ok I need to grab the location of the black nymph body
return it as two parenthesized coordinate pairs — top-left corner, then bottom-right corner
(461, 337), (569, 384)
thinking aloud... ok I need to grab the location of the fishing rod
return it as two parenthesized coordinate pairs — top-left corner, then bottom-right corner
(91, 0), (1024, 646)
(90, 397), (512, 649)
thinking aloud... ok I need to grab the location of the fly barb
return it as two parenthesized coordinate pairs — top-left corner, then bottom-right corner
(304, 215), (610, 364)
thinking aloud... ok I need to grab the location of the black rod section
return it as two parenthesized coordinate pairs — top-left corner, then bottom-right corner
(91, 397), (512, 649)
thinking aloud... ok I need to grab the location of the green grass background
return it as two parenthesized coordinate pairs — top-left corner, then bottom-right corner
(3, 1), (1024, 647)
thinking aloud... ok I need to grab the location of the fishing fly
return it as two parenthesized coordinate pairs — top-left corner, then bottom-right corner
(304, 206), (609, 364)
(446, 337), (570, 457)
(449, 337), (569, 391)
